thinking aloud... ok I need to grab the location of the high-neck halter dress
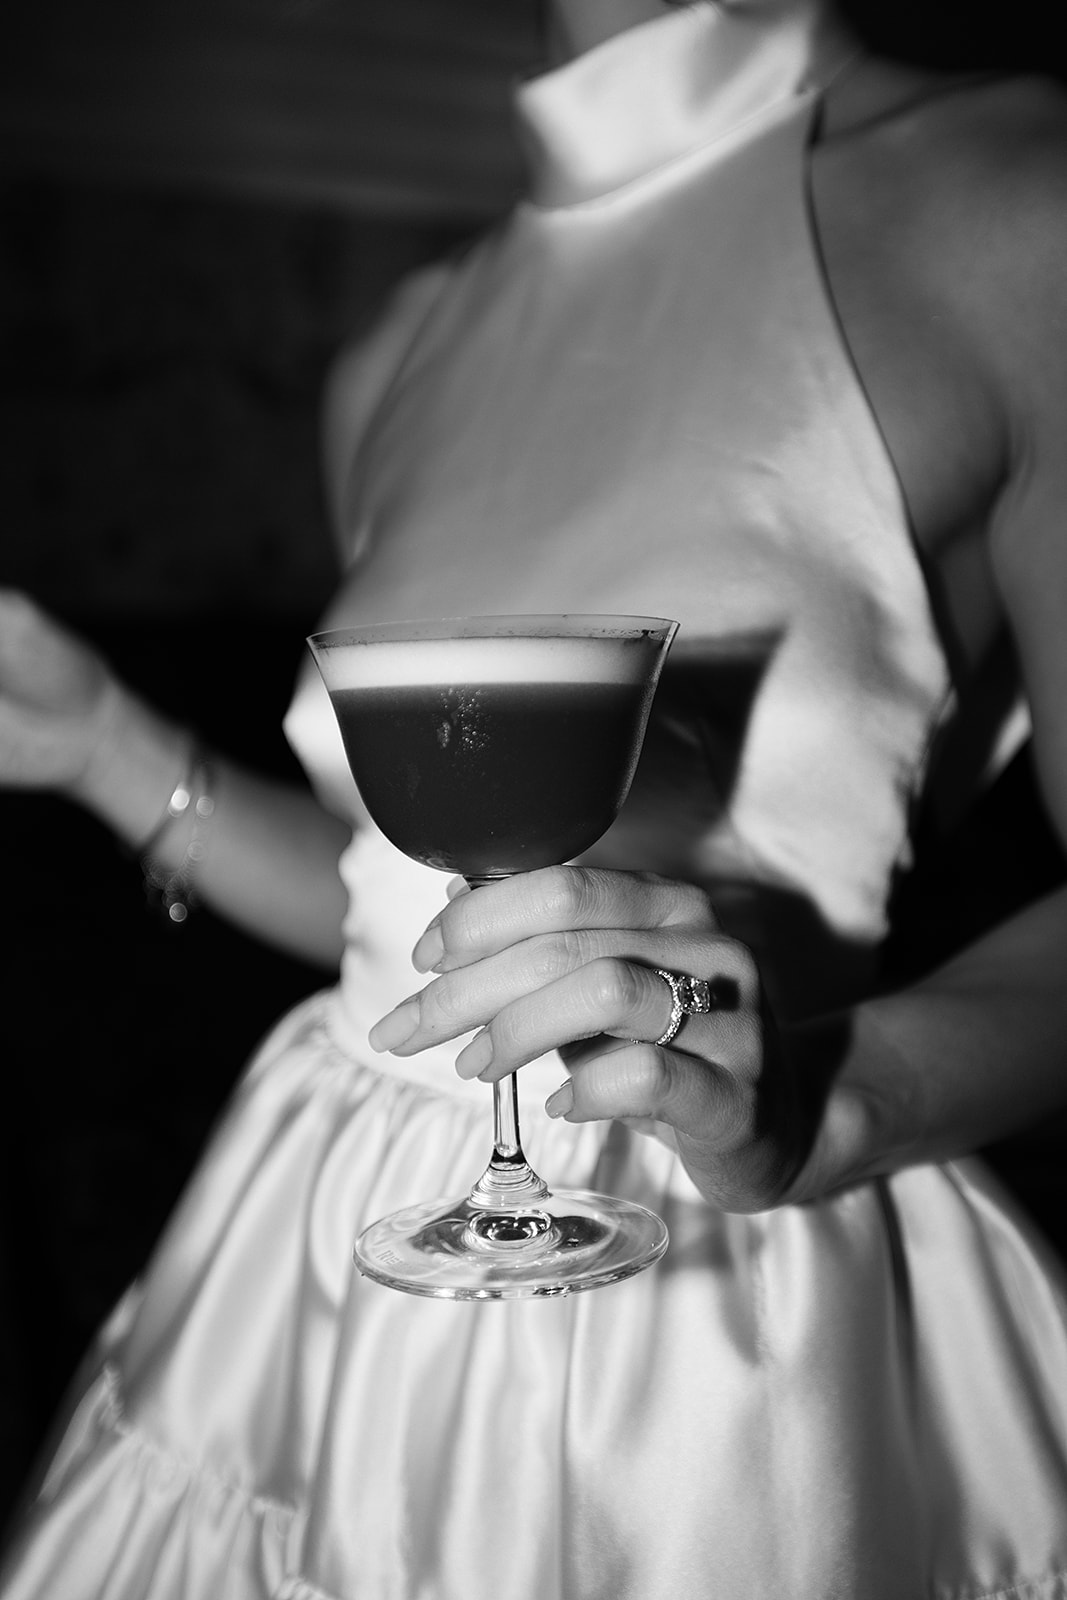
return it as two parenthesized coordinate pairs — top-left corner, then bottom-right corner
(4, 4), (1067, 1598)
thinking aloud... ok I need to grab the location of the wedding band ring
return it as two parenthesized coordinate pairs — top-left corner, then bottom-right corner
(652, 968), (713, 1047)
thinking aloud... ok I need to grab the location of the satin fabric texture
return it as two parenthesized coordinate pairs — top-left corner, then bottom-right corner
(4, 4), (1067, 1597)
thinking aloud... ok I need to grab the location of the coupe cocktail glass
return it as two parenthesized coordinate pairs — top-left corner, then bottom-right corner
(308, 614), (678, 1299)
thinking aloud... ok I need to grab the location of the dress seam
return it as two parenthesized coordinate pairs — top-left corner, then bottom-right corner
(92, 1363), (302, 1522)
(84, 1365), (353, 1600)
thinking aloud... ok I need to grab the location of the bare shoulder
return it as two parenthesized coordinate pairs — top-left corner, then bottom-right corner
(912, 77), (1067, 448)
(821, 67), (1067, 473)
(814, 68), (1067, 564)
(817, 66), (1067, 829)
(917, 76), (1067, 311)
(910, 81), (1067, 475)
(825, 67), (1067, 294)
(914, 77), (1067, 828)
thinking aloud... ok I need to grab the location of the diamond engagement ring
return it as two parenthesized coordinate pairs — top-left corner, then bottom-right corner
(652, 968), (714, 1047)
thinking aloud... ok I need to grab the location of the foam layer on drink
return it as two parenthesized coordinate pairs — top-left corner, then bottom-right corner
(313, 633), (654, 690)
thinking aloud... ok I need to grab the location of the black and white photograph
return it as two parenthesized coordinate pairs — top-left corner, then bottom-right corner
(2, 2), (1067, 1596)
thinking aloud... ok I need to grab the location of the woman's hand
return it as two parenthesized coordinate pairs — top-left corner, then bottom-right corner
(0, 589), (351, 964)
(369, 864), (819, 1212)
(0, 589), (123, 796)
(0, 588), (190, 850)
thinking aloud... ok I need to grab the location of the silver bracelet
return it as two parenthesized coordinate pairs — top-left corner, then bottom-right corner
(140, 746), (216, 924)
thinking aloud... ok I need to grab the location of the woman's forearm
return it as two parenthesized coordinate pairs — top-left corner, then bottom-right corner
(70, 677), (350, 968)
(796, 883), (1067, 1198)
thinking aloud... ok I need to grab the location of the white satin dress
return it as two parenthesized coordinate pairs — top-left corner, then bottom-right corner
(4, 5), (1067, 1598)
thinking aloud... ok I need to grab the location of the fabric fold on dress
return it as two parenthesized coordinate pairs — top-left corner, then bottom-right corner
(517, 0), (855, 206)
(4, 3), (1067, 1597)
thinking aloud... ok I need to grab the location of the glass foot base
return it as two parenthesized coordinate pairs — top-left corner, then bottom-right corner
(353, 1190), (668, 1300)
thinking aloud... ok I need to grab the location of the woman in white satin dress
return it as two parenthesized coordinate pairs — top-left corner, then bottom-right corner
(3, 0), (1067, 1596)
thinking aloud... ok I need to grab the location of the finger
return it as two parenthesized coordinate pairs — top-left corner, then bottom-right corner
(550, 1037), (748, 1143)
(453, 946), (755, 1082)
(556, 1025), (805, 1214)
(412, 864), (716, 973)
(371, 928), (736, 1056)
(558, 1034), (633, 1070)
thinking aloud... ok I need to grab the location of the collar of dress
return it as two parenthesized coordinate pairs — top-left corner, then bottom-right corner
(516, 0), (858, 207)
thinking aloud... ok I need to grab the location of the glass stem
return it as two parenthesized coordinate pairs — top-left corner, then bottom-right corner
(468, 1072), (550, 1210)
(464, 876), (550, 1213)
(494, 1070), (522, 1160)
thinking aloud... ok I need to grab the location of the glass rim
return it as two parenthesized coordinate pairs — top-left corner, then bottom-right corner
(308, 613), (679, 652)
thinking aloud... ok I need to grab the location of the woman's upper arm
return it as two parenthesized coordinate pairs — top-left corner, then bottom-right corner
(982, 123), (1067, 854)
(996, 493), (1067, 857)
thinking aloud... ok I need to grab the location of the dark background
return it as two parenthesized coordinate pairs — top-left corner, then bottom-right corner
(1, 0), (1065, 1532)
(0, 175), (471, 1529)
(0, 0), (539, 1523)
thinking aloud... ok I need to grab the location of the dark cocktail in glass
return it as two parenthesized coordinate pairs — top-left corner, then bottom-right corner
(309, 614), (678, 1298)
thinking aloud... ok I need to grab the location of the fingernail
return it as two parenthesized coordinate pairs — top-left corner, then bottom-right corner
(368, 998), (420, 1053)
(545, 1081), (574, 1119)
(412, 918), (445, 973)
(456, 1030), (493, 1081)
